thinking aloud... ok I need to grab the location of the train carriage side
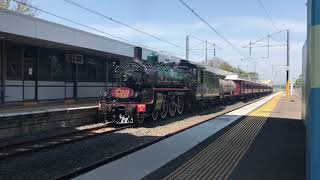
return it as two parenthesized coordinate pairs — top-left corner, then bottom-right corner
(231, 79), (243, 99)
(202, 70), (221, 100)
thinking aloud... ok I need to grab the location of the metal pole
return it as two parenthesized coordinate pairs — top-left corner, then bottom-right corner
(286, 29), (290, 96)
(214, 43), (216, 57)
(272, 64), (274, 83)
(287, 29), (290, 81)
(186, 35), (189, 61)
(205, 40), (208, 65)
(267, 34), (270, 57)
(106, 60), (109, 89)
(249, 41), (252, 56)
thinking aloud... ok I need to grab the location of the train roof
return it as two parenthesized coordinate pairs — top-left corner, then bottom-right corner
(204, 66), (236, 77)
(179, 60), (235, 77)
(226, 75), (272, 87)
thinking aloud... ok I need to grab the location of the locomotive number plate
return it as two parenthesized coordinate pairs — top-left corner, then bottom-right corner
(111, 87), (134, 99)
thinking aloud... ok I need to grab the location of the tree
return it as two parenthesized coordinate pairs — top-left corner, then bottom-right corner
(0, 0), (37, 16)
(294, 74), (303, 87)
(201, 58), (259, 81)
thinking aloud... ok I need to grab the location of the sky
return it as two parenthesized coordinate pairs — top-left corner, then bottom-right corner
(30, 0), (307, 84)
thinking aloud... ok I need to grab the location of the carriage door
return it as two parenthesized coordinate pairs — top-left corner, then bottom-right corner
(23, 47), (37, 101)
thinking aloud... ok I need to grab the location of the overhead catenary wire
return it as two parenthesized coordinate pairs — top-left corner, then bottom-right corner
(256, 0), (281, 31)
(178, 0), (244, 57)
(11, 0), (185, 57)
(189, 35), (222, 49)
(62, 0), (185, 50)
(243, 29), (287, 48)
(269, 36), (287, 46)
(189, 41), (205, 49)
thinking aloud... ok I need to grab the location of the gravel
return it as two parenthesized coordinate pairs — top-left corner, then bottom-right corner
(0, 98), (259, 180)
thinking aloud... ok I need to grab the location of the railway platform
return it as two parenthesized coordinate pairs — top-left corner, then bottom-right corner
(74, 92), (305, 180)
(0, 101), (98, 140)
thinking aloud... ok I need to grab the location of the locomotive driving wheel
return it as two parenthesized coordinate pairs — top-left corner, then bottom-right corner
(176, 97), (184, 115)
(169, 101), (176, 117)
(160, 102), (168, 119)
(151, 110), (159, 121)
(136, 113), (145, 124)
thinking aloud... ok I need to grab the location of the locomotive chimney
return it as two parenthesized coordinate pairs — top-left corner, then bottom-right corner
(134, 46), (143, 61)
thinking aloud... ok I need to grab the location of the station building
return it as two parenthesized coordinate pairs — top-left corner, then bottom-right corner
(0, 8), (235, 105)
(0, 8), (157, 104)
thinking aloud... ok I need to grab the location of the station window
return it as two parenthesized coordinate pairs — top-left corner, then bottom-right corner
(38, 48), (65, 81)
(6, 42), (22, 80)
(78, 59), (88, 82)
(65, 61), (74, 82)
(96, 60), (106, 82)
(24, 46), (37, 58)
(87, 59), (97, 81)
(78, 56), (106, 82)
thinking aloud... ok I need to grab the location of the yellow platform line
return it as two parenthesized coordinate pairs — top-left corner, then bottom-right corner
(163, 93), (282, 180)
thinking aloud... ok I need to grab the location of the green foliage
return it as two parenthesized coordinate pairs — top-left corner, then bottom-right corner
(0, 0), (37, 16)
(220, 62), (258, 81)
(294, 74), (303, 87)
(202, 58), (258, 81)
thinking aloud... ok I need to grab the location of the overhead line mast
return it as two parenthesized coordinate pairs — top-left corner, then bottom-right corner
(178, 0), (245, 58)
(185, 35), (222, 62)
(243, 29), (290, 95)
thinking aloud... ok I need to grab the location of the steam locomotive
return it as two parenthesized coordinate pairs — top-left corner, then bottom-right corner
(98, 47), (272, 124)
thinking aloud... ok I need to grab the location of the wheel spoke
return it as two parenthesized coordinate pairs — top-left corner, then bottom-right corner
(169, 102), (176, 117)
(152, 110), (159, 121)
(160, 103), (168, 119)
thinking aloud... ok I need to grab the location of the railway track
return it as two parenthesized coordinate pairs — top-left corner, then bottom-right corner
(0, 99), (251, 160)
(0, 95), (270, 180)
(0, 124), (131, 159)
(55, 96), (269, 179)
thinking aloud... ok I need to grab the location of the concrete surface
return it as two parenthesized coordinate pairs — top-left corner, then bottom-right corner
(144, 94), (305, 180)
(74, 93), (279, 180)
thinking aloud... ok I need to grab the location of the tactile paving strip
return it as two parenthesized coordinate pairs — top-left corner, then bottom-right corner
(163, 93), (282, 180)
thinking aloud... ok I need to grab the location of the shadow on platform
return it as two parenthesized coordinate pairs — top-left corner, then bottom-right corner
(143, 115), (306, 180)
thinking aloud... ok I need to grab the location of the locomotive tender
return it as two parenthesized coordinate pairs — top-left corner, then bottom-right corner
(98, 47), (272, 124)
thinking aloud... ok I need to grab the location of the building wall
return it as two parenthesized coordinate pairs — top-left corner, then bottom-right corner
(0, 9), (184, 104)
(0, 40), (123, 103)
